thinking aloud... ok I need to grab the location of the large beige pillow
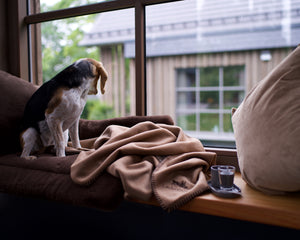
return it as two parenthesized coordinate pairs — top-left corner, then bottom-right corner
(232, 45), (300, 194)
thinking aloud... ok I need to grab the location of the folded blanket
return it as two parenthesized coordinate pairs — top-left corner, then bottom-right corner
(71, 121), (216, 210)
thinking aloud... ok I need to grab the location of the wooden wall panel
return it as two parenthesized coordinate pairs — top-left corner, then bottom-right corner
(129, 59), (136, 115)
(100, 46), (114, 105)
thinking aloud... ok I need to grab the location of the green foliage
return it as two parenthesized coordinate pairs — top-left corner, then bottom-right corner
(224, 66), (245, 86)
(176, 114), (196, 131)
(199, 67), (219, 87)
(81, 99), (117, 120)
(223, 113), (233, 132)
(41, 0), (99, 82)
(199, 113), (219, 132)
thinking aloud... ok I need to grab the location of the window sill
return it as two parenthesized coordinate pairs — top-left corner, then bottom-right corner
(133, 173), (300, 229)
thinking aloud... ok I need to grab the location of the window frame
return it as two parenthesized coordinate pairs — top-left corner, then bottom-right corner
(18, 0), (238, 162)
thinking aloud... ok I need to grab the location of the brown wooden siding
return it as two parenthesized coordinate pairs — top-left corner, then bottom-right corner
(100, 45), (127, 117)
(100, 47), (294, 119)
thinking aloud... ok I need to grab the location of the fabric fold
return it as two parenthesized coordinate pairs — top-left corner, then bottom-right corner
(71, 121), (216, 210)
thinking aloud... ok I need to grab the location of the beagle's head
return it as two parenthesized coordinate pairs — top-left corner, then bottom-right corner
(85, 58), (108, 95)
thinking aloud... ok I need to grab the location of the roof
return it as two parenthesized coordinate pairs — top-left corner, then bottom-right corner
(80, 0), (300, 58)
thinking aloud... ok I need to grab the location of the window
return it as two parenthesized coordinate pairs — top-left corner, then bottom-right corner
(21, 0), (298, 151)
(176, 66), (245, 147)
(143, 0), (297, 148)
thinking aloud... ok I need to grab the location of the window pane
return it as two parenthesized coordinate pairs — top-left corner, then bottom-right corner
(177, 91), (196, 109)
(200, 91), (219, 109)
(141, 0), (298, 148)
(176, 113), (196, 131)
(176, 69), (196, 87)
(41, 8), (135, 120)
(199, 113), (219, 132)
(224, 91), (244, 109)
(35, 0), (299, 148)
(199, 67), (219, 87)
(41, 15), (100, 82)
(224, 66), (245, 86)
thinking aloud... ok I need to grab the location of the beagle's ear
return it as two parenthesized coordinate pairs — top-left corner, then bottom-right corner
(97, 62), (108, 94)
(87, 58), (108, 94)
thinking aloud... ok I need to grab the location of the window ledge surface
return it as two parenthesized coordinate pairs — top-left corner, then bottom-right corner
(133, 173), (300, 230)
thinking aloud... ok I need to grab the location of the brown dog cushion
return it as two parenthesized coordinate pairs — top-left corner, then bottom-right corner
(0, 71), (37, 154)
(232, 46), (300, 194)
(0, 153), (124, 210)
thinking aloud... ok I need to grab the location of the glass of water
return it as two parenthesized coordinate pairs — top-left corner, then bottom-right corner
(218, 166), (235, 190)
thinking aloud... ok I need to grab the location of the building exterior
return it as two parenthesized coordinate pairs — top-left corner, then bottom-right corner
(80, 0), (300, 143)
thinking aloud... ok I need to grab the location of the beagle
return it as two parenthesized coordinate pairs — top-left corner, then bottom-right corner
(20, 58), (108, 160)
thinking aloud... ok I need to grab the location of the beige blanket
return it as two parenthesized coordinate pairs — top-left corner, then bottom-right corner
(71, 121), (216, 210)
